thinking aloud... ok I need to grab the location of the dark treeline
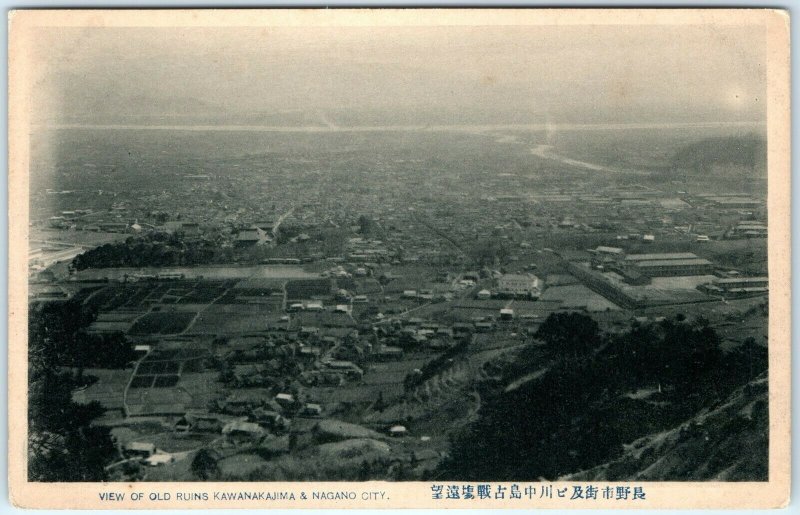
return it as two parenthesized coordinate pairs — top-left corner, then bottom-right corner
(72, 233), (223, 270)
(437, 312), (767, 481)
(71, 227), (347, 271)
(28, 299), (134, 481)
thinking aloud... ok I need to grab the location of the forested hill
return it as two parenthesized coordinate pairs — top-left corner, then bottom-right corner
(562, 373), (768, 481)
(671, 134), (766, 172)
(435, 313), (768, 482)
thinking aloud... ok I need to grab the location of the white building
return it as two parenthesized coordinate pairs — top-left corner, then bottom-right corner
(500, 308), (515, 320)
(496, 274), (541, 299)
(305, 301), (323, 311)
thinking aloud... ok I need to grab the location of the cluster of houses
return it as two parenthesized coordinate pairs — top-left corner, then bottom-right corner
(727, 220), (768, 239)
(698, 276), (769, 299)
(346, 237), (394, 263)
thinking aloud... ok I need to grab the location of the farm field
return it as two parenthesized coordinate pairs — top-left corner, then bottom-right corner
(540, 284), (622, 312)
(306, 382), (406, 406)
(285, 278), (333, 300)
(71, 368), (132, 412)
(363, 358), (429, 384)
(189, 304), (278, 334)
(129, 311), (197, 335)
(127, 348), (215, 416)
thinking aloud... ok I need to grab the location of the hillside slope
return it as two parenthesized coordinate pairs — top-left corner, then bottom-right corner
(671, 134), (766, 174)
(562, 373), (768, 481)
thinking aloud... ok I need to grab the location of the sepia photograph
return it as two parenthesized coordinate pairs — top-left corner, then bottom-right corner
(7, 8), (790, 510)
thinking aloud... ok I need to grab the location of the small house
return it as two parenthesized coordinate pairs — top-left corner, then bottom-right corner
(305, 301), (324, 311)
(144, 453), (175, 467)
(222, 421), (266, 439)
(389, 425), (408, 437)
(274, 393), (296, 409)
(299, 403), (323, 418)
(123, 441), (156, 459)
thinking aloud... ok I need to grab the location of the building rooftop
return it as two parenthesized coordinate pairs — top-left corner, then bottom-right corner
(237, 229), (265, 241)
(634, 258), (713, 268)
(595, 246), (624, 254)
(716, 276), (768, 284)
(625, 252), (698, 262)
(499, 274), (539, 282)
(711, 197), (762, 204)
(125, 442), (156, 452)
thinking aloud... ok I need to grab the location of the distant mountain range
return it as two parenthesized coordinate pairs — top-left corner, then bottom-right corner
(671, 134), (766, 172)
(39, 88), (767, 130)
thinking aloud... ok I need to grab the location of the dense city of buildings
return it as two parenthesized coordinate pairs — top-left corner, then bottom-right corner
(28, 127), (769, 481)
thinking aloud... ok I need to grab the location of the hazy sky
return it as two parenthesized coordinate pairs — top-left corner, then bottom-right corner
(30, 24), (766, 125)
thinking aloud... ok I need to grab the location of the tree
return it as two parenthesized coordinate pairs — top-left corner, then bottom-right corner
(437, 314), (745, 483)
(218, 360), (235, 384)
(727, 337), (767, 382)
(191, 449), (219, 480)
(73, 332), (136, 376)
(28, 300), (118, 481)
(659, 318), (722, 394)
(606, 317), (723, 395)
(28, 363), (116, 481)
(469, 237), (511, 266)
(28, 412), (118, 482)
(358, 460), (372, 481)
(534, 312), (602, 361)
(374, 391), (386, 412)
(358, 215), (374, 236)
(388, 461), (411, 480)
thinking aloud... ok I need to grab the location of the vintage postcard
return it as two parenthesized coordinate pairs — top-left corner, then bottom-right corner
(7, 8), (790, 510)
